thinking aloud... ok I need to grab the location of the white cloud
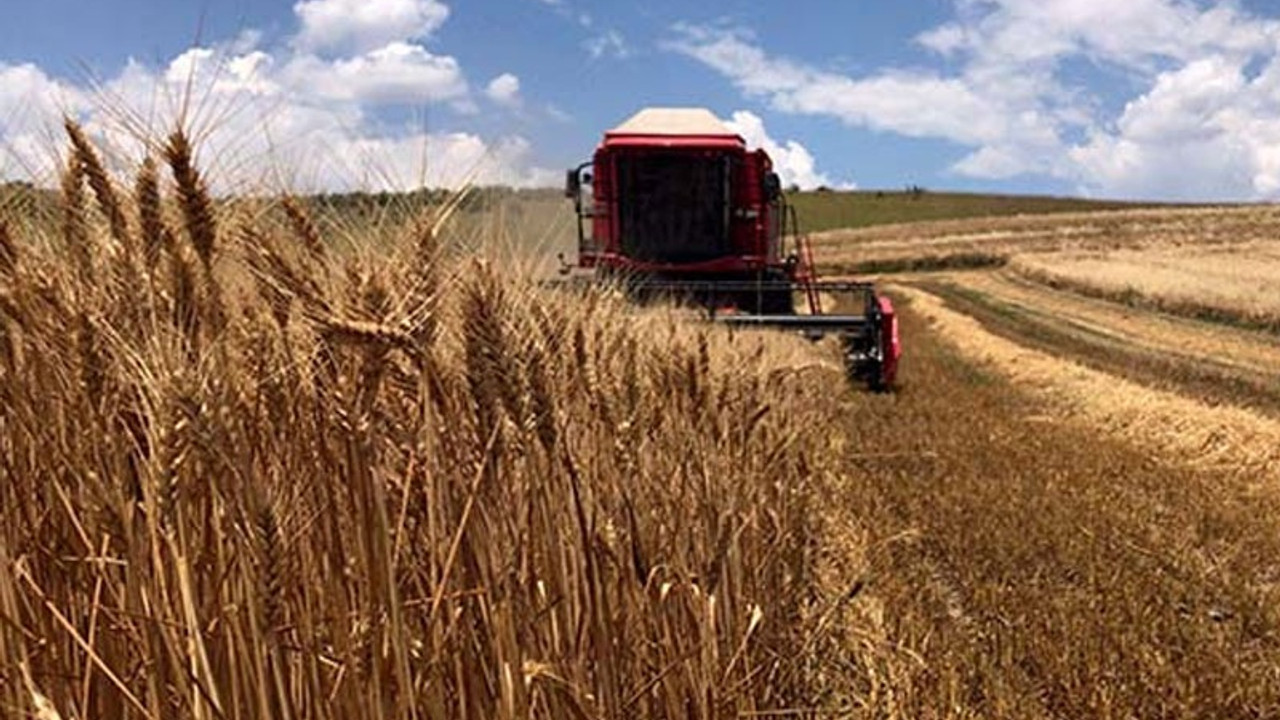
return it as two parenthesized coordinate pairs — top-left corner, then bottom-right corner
(0, 6), (550, 192)
(0, 63), (88, 178)
(671, 3), (1280, 200)
(294, 0), (450, 54)
(923, 0), (1274, 72)
(0, 63), (87, 129)
(667, 23), (1061, 180)
(302, 131), (556, 191)
(722, 110), (849, 191)
(484, 73), (521, 107)
(161, 47), (279, 96)
(1068, 56), (1265, 199)
(286, 42), (467, 105)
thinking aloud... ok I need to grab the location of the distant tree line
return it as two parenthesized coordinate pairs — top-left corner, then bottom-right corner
(0, 179), (559, 217)
(302, 185), (562, 219)
(0, 180), (56, 216)
(786, 183), (930, 197)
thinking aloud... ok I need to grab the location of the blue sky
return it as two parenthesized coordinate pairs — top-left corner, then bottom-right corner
(4, 0), (1280, 199)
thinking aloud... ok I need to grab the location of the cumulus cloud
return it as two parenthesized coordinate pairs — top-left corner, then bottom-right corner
(0, 63), (85, 130)
(0, 63), (88, 177)
(0, 1), (551, 192)
(162, 47), (279, 95)
(722, 110), (849, 190)
(284, 0), (468, 109)
(666, 21), (1065, 187)
(671, 2), (1280, 200)
(294, 0), (449, 54)
(668, 25), (1009, 145)
(285, 42), (467, 105)
(55, 52), (538, 192)
(484, 73), (521, 106)
(302, 131), (557, 191)
(1068, 56), (1263, 199)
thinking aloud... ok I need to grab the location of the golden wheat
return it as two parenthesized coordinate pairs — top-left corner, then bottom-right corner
(1011, 242), (1280, 330)
(813, 205), (1280, 277)
(0, 126), (851, 720)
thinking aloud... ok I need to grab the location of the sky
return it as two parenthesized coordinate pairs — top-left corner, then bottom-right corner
(4, 0), (1280, 200)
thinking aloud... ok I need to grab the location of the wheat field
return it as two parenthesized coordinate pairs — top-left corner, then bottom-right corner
(814, 202), (1280, 330)
(10, 122), (1280, 719)
(0, 125), (858, 719)
(811, 204), (1280, 275)
(1010, 241), (1280, 331)
(806, 197), (1280, 716)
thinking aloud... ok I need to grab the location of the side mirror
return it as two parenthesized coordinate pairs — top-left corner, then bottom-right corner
(564, 169), (581, 199)
(764, 172), (782, 202)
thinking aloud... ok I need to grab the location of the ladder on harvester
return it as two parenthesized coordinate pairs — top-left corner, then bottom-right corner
(785, 203), (824, 314)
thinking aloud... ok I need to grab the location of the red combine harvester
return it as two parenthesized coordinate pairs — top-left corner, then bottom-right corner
(562, 108), (900, 390)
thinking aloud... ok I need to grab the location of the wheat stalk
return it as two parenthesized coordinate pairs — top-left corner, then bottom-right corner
(282, 195), (327, 265)
(60, 154), (93, 283)
(134, 156), (168, 271)
(0, 221), (17, 279)
(65, 119), (132, 252)
(163, 130), (217, 269)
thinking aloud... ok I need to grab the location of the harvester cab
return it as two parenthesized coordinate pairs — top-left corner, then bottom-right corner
(562, 107), (900, 391)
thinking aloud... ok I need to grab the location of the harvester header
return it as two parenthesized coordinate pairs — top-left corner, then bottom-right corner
(562, 107), (899, 390)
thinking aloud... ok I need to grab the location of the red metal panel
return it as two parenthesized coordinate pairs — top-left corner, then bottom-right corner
(878, 296), (901, 386)
(590, 133), (781, 274)
(734, 151), (761, 258)
(585, 145), (613, 266)
(585, 252), (769, 275)
(755, 151), (782, 264)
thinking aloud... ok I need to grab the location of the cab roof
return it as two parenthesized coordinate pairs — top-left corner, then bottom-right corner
(604, 108), (745, 149)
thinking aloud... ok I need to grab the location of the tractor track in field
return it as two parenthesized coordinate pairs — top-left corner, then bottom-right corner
(825, 295), (1280, 717)
(905, 270), (1280, 420)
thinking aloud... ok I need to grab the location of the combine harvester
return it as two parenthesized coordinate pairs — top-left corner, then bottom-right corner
(562, 107), (900, 390)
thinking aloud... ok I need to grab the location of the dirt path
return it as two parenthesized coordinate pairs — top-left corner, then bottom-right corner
(823, 294), (1280, 717)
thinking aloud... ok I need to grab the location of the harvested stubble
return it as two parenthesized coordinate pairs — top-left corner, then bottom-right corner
(811, 205), (1280, 276)
(0, 126), (851, 719)
(818, 296), (1280, 718)
(1010, 243), (1280, 333)
(911, 272), (1280, 420)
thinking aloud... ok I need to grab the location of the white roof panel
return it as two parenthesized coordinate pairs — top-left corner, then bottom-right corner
(608, 107), (739, 137)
